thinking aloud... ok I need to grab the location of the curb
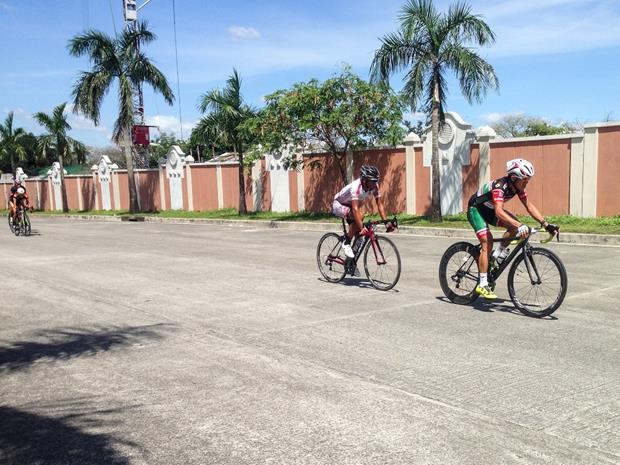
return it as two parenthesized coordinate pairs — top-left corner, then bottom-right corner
(32, 214), (620, 246)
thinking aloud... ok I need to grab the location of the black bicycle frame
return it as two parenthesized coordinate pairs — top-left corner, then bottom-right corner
(486, 235), (542, 285)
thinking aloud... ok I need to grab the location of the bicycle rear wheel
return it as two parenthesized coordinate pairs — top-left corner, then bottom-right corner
(363, 235), (401, 291)
(507, 247), (567, 318)
(439, 242), (479, 304)
(316, 233), (347, 283)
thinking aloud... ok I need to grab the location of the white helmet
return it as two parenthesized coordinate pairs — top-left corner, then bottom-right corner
(506, 158), (534, 179)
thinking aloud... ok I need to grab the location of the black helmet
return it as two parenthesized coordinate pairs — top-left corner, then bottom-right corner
(360, 165), (380, 182)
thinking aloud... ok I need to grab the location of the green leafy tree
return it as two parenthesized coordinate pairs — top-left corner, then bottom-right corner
(250, 67), (404, 183)
(33, 103), (87, 212)
(68, 21), (174, 213)
(190, 115), (229, 161)
(491, 114), (582, 138)
(371, 0), (498, 220)
(197, 69), (256, 214)
(0, 112), (28, 175)
(150, 131), (190, 166)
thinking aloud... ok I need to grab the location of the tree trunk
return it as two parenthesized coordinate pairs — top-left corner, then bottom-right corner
(236, 144), (247, 215)
(10, 153), (16, 177)
(58, 150), (69, 213)
(336, 151), (347, 185)
(430, 80), (442, 221)
(124, 129), (140, 213)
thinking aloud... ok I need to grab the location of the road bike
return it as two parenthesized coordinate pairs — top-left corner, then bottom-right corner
(12, 206), (32, 237)
(439, 228), (567, 317)
(316, 217), (401, 291)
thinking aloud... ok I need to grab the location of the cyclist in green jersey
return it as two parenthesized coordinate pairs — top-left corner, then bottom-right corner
(467, 159), (559, 299)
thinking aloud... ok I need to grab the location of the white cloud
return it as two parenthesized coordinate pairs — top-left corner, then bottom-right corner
(228, 26), (261, 40)
(145, 115), (197, 138)
(480, 112), (508, 124)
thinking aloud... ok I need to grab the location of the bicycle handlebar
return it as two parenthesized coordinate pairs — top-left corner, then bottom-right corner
(506, 226), (559, 245)
(364, 216), (398, 230)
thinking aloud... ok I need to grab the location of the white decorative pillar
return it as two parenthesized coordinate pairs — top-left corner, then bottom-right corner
(47, 162), (66, 211)
(296, 150), (305, 211)
(581, 126), (598, 217)
(15, 167), (28, 183)
(403, 132), (421, 214)
(569, 135), (585, 217)
(76, 176), (83, 211)
(158, 160), (167, 210)
(165, 145), (188, 210)
(216, 165), (224, 209)
(91, 165), (100, 210)
(476, 126), (496, 188)
(96, 156), (118, 211)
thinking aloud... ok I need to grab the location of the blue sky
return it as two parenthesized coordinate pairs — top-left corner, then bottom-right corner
(1, 0), (619, 147)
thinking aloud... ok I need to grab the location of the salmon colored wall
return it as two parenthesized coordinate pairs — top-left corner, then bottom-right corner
(64, 177), (80, 210)
(261, 160), (272, 212)
(96, 177), (103, 210)
(137, 171), (161, 211)
(191, 165), (218, 211)
(221, 165), (239, 209)
(415, 148), (431, 215)
(81, 177), (95, 211)
(596, 126), (620, 216)
(490, 139), (571, 216)
(303, 153), (343, 212)
(40, 180), (51, 210)
(353, 148), (406, 215)
(117, 172), (129, 210)
(288, 170), (298, 212)
(462, 144), (480, 212)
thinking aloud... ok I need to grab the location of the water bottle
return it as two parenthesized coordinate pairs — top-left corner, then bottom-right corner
(352, 236), (364, 255)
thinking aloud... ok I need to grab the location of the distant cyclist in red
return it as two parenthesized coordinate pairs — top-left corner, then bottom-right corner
(8, 179), (31, 225)
(332, 165), (394, 258)
(467, 158), (559, 299)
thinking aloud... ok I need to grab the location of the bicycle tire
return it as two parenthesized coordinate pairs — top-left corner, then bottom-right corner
(316, 232), (347, 283)
(439, 241), (480, 304)
(363, 235), (401, 291)
(8, 213), (15, 234)
(23, 211), (31, 236)
(507, 247), (567, 318)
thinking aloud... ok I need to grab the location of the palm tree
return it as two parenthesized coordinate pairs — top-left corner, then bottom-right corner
(371, 0), (498, 220)
(33, 103), (87, 213)
(0, 112), (27, 175)
(198, 69), (256, 215)
(68, 21), (174, 213)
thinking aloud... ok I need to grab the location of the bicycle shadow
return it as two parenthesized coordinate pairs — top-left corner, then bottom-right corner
(435, 296), (558, 320)
(318, 277), (400, 292)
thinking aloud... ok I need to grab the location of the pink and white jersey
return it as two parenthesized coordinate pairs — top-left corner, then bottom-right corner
(334, 178), (381, 206)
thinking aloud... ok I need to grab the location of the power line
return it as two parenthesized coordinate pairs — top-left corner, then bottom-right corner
(172, 0), (184, 140)
(108, 0), (117, 36)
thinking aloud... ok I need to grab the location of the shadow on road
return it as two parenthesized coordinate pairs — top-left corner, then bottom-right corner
(0, 402), (139, 465)
(318, 277), (400, 292)
(435, 296), (559, 319)
(0, 324), (171, 373)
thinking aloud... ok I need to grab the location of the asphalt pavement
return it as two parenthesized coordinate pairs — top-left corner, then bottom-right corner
(1, 217), (619, 465)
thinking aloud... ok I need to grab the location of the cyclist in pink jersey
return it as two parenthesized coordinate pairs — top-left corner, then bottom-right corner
(332, 165), (394, 258)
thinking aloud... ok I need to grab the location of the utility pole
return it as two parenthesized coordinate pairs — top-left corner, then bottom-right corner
(123, 0), (153, 168)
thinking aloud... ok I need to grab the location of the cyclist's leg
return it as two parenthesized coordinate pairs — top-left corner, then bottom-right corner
(468, 206), (496, 298)
(332, 200), (357, 241)
(496, 210), (518, 246)
(9, 201), (16, 221)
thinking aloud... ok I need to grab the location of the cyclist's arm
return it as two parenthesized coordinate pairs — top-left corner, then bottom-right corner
(494, 201), (521, 229)
(375, 196), (388, 222)
(350, 199), (364, 230)
(520, 197), (546, 225)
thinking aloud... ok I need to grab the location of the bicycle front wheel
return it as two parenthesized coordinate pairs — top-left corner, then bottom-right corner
(8, 213), (15, 234)
(507, 247), (567, 318)
(438, 242), (479, 305)
(316, 233), (347, 283)
(363, 235), (401, 291)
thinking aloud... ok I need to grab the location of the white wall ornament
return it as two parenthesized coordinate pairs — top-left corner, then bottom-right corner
(421, 112), (476, 215)
(265, 146), (293, 212)
(47, 162), (67, 211)
(15, 167), (28, 183)
(97, 156), (118, 211)
(165, 145), (187, 210)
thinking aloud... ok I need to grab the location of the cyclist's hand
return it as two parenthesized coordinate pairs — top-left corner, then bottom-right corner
(544, 223), (559, 236)
(386, 222), (396, 233)
(517, 224), (529, 238)
(360, 227), (370, 237)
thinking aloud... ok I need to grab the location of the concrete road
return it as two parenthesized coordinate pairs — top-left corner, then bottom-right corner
(1, 217), (619, 465)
